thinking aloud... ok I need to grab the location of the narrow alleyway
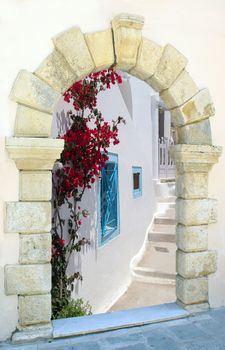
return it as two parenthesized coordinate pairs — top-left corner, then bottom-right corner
(110, 180), (176, 311)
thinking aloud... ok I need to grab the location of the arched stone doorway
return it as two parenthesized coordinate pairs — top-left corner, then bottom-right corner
(4, 13), (221, 342)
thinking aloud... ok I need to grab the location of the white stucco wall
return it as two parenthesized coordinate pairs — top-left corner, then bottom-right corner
(52, 75), (157, 313)
(0, 0), (225, 341)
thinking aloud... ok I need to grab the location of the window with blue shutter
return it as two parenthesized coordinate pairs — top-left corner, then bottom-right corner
(132, 166), (142, 198)
(99, 153), (119, 246)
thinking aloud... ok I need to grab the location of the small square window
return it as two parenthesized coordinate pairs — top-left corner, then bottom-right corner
(132, 167), (142, 198)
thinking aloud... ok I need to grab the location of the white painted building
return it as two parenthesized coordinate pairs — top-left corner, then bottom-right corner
(52, 73), (170, 312)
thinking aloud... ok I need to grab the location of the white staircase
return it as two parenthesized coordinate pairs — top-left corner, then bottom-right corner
(110, 179), (176, 312)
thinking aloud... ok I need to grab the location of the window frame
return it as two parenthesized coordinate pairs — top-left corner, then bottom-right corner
(132, 166), (142, 199)
(98, 153), (120, 247)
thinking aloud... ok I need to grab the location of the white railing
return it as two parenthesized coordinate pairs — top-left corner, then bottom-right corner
(158, 137), (175, 179)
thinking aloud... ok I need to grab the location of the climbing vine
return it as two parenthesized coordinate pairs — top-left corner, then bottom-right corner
(51, 69), (125, 318)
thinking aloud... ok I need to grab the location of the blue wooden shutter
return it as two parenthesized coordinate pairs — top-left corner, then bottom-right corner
(100, 153), (119, 244)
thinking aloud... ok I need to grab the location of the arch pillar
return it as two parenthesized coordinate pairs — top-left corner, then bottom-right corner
(5, 137), (64, 343)
(171, 144), (221, 310)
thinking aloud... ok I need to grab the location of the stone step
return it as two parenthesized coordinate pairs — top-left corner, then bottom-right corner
(158, 196), (176, 203)
(157, 202), (175, 214)
(157, 208), (175, 217)
(151, 223), (176, 234)
(160, 178), (175, 183)
(149, 223), (176, 243)
(155, 182), (176, 198)
(148, 223), (176, 242)
(148, 232), (176, 243)
(154, 217), (176, 225)
(132, 273), (176, 285)
(137, 242), (176, 274)
(133, 266), (176, 281)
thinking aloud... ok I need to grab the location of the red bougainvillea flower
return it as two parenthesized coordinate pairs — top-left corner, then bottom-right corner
(58, 239), (65, 247)
(54, 68), (125, 202)
(52, 248), (60, 257)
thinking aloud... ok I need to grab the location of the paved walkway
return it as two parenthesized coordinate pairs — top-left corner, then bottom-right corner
(2, 307), (225, 349)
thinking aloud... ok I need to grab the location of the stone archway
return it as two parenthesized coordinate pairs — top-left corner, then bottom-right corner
(4, 13), (221, 342)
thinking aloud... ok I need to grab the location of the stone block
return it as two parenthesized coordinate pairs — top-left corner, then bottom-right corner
(20, 171), (52, 201)
(111, 13), (144, 71)
(10, 70), (60, 114)
(176, 198), (217, 226)
(35, 49), (76, 94)
(53, 27), (94, 80)
(147, 44), (187, 92)
(6, 137), (64, 170)
(19, 294), (51, 326)
(5, 264), (51, 295)
(176, 173), (208, 199)
(20, 233), (51, 264)
(15, 105), (52, 138)
(176, 224), (208, 252)
(130, 37), (163, 80)
(170, 144), (222, 174)
(85, 29), (115, 71)
(171, 88), (215, 126)
(176, 275), (208, 304)
(177, 119), (212, 145)
(12, 323), (52, 343)
(177, 300), (209, 312)
(160, 70), (199, 109)
(177, 250), (217, 278)
(5, 202), (51, 233)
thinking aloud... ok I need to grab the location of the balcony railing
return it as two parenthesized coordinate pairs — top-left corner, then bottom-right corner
(158, 137), (175, 179)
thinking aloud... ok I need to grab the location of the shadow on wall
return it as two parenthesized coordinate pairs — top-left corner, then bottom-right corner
(55, 109), (72, 137)
(70, 183), (99, 295)
(52, 108), (100, 295)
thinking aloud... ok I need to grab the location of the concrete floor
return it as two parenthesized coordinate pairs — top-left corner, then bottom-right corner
(109, 281), (175, 311)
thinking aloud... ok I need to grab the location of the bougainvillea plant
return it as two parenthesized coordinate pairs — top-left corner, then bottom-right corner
(51, 69), (125, 319)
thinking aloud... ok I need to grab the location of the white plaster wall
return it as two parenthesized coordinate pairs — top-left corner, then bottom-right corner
(52, 75), (157, 313)
(0, 0), (225, 340)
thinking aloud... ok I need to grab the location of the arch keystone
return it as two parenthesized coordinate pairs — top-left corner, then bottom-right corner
(111, 13), (144, 71)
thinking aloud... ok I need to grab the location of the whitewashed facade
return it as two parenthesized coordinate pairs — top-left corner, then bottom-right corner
(52, 74), (166, 312)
